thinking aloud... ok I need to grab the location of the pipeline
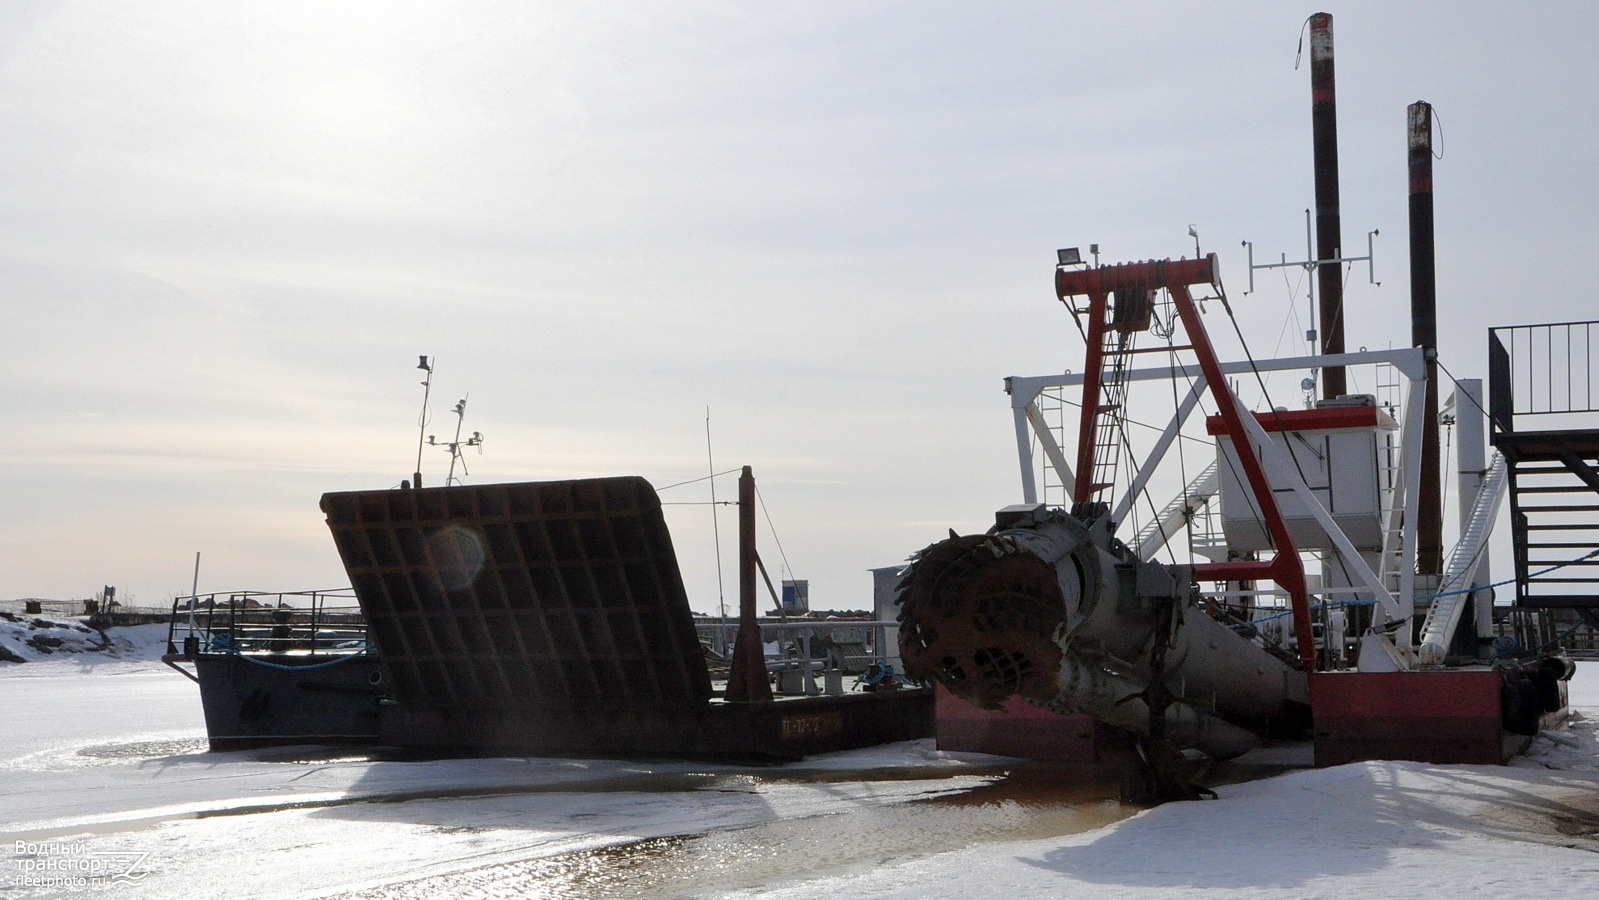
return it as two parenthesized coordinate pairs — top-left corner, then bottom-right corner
(1047, 652), (1262, 759)
(897, 505), (1306, 758)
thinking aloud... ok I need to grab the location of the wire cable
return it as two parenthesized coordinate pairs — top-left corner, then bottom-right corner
(705, 410), (727, 621)
(1213, 272), (1321, 512)
(755, 485), (796, 585)
(656, 468), (743, 492)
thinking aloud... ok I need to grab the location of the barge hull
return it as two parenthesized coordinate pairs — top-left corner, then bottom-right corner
(322, 477), (931, 758)
(377, 688), (934, 761)
(193, 652), (384, 751)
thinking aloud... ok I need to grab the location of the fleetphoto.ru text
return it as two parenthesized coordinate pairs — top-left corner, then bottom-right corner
(12, 840), (151, 891)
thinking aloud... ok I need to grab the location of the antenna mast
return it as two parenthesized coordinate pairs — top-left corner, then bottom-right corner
(413, 356), (434, 488)
(427, 396), (485, 486)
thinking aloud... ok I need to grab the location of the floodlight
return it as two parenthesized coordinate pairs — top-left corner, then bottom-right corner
(1056, 247), (1083, 267)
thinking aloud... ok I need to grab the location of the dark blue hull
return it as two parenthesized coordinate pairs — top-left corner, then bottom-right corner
(193, 652), (385, 750)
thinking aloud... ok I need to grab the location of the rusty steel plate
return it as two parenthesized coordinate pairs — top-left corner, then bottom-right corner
(321, 477), (712, 713)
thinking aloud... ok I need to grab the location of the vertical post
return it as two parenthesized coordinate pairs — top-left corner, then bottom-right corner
(1454, 380), (1486, 533)
(1073, 289), (1109, 501)
(308, 592), (318, 655)
(1395, 374), (1428, 643)
(740, 466), (756, 619)
(188, 552), (201, 632)
(725, 466), (772, 702)
(1310, 12), (1347, 400)
(1456, 378), (1495, 646)
(1012, 400), (1039, 504)
(414, 356), (434, 489)
(1410, 101), (1443, 576)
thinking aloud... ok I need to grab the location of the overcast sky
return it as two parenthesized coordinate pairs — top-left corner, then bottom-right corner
(4, 2), (1596, 612)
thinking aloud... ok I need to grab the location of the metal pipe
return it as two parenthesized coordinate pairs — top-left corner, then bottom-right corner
(413, 356), (433, 488)
(897, 511), (1304, 757)
(1409, 101), (1444, 575)
(187, 551), (200, 634)
(1310, 12), (1347, 399)
(1051, 652), (1261, 759)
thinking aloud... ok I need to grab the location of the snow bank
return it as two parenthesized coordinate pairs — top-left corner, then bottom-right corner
(724, 757), (1599, 899)
(0, 614), (171, 665)
(722, 662), (1599, 899)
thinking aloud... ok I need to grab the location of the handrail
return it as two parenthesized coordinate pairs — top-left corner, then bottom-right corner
(1417, 452), (1509, 663)
(1489, 320), (1599, 433)
(167, 588), (367, 659)
(1134, 461), (1219, 561)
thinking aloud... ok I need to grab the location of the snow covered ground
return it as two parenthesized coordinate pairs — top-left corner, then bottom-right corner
(0, 613), (167, 665)
(4, 624), (1598, 898)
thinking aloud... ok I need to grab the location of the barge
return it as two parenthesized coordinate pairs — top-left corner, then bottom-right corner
(163, 590), (384, 750)
(168, 471), (932, 759)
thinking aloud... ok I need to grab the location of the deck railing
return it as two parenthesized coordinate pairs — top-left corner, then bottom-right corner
(166, 588), (367, 658)
(1489, 320), (1599, 433)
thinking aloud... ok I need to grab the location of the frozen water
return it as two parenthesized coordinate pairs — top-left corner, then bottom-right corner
(4, 627), (1599, 898)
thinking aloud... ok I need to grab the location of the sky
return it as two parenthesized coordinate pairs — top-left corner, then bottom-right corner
(3, 2), (1598, 613)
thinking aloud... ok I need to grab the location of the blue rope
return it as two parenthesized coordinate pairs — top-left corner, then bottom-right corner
(1413, 548), (1599, 602)
(853, 662), (897, 688)
(1534, 620), (1588, 655)
(1241, 598), (1375, 626)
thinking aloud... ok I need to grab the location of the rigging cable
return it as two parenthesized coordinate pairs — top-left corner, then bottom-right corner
(1265, 264), (1311, 396)
(1134, 293), (1202, 565)
(1212, 271), (1320, 505)
(705, 409), (727, 622)
(754, 484), (796, 586)
(1038, 391), (1216, 446)
(657, 468), (743, 493)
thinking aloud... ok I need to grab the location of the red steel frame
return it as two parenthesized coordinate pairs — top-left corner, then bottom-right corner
(1057, 255), (1317, 671)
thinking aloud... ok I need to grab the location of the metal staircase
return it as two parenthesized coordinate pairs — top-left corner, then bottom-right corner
(1489, 321), (1599, 611)
(1133, 460), (1219, 561)
(1417, 451), (1507, 662)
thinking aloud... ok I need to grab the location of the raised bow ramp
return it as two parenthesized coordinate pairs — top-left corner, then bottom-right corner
(322, 476), (931, 758)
